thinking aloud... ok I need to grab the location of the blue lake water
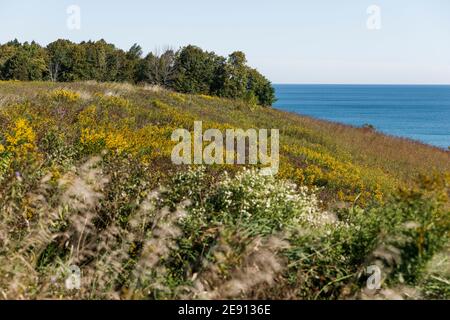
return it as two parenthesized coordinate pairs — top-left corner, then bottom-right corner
(273, 84), (450, 149)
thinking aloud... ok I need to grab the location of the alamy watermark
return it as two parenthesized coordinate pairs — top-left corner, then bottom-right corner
(366, 265), (382, 290)
(171, 121), (279, 175)
(366, 5), (382, 30)
(67, 5), (81, 30)
(65, 265), (81, 290)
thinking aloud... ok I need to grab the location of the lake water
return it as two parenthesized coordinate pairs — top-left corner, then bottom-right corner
(273, 84), (450, 149)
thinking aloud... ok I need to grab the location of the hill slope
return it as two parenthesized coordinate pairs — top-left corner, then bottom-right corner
(0, 81), (449, 299)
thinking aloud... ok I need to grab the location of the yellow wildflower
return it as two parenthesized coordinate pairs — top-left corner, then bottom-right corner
(50, 89), (80, 102)
(5, 118), (37, 160)
(105, 132), (130, 154)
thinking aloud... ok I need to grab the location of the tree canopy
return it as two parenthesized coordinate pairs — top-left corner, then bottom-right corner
(0, 39), (275, 106)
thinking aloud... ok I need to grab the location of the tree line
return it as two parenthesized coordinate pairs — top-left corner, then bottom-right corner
(0, 39), (275, 106)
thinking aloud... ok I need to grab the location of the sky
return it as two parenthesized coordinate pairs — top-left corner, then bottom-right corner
(1, 0), (450, 84)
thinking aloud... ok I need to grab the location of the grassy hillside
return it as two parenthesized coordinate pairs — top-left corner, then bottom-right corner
(0, 81), (449, 299)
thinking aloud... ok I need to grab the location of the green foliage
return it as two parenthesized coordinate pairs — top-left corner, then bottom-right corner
(170, 48), (275, 105)
(283, 174), (449, 299)
(171, 45), (223, 95)
(159, 168), (323, 293)
(247, 68), (276, 106)
(137, 50), (176, 86)
(0, 40), (47, 81)
(164, 168), (322, 236)
(0, 40), (276, 105)
(158, 167), (449, 299)
(218, 51), (248, 100)
(0, 150), (11, 183)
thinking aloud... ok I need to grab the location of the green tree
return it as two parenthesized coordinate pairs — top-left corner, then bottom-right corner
(172, 45), (223, 94)
(0, 41), (47, 81)
(219, 51), (249, 100)
(138, 49), (176, 86)
(124, 43), (143, 83)
(46, 39), (79, 82)
(246, 68), (276, 106)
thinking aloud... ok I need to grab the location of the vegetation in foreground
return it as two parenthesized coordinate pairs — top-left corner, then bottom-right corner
(0, 81), (449, 299)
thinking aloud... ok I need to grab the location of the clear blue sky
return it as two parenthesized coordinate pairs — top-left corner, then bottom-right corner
(1, 0), (449, 84)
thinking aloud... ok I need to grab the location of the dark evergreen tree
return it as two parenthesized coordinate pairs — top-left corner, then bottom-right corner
(171, 45), (223, 94)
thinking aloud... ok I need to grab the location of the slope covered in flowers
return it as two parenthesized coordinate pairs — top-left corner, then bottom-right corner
(0, 81), (449, 299)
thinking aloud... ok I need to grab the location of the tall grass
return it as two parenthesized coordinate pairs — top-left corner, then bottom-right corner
(0, 81), (448, 299)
